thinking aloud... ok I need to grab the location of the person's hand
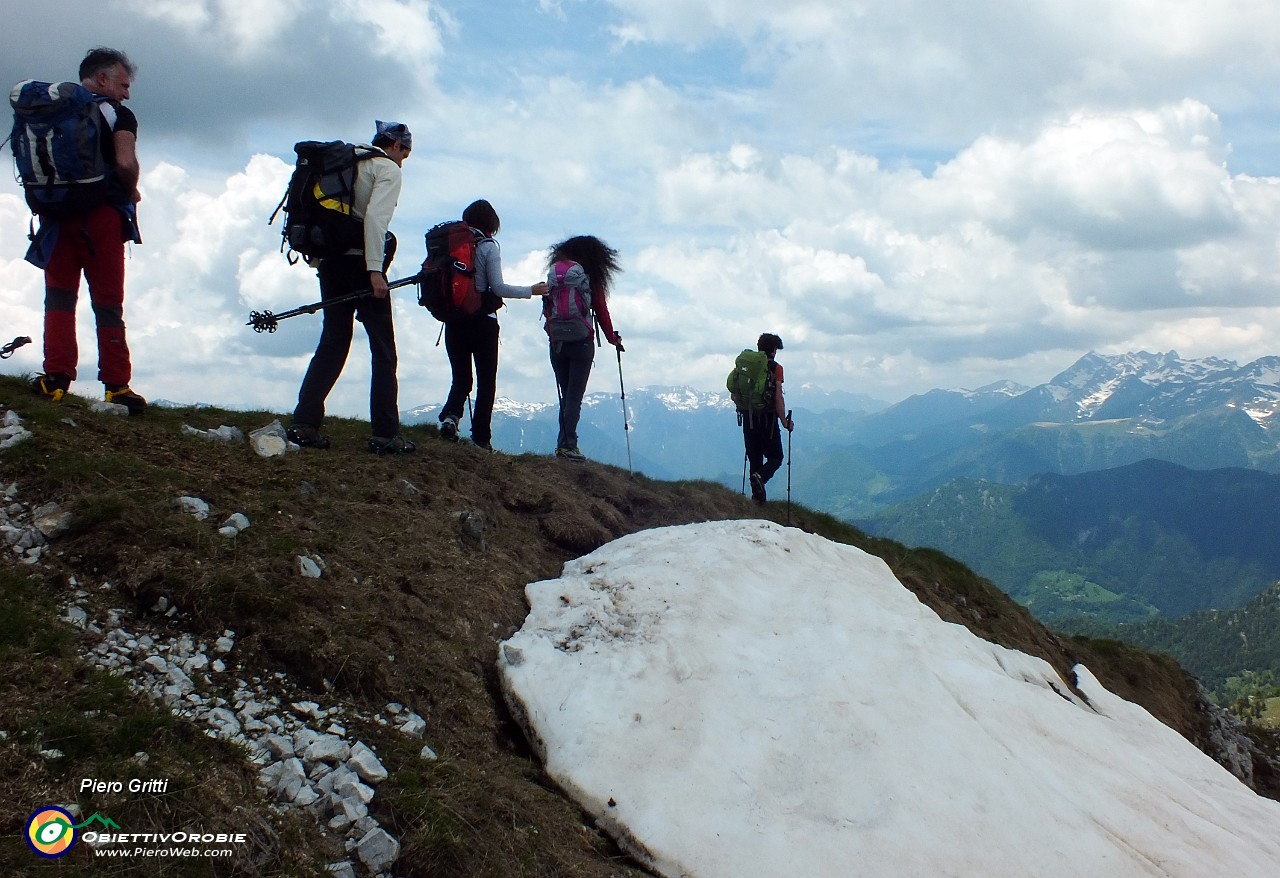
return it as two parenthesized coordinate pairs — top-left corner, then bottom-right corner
(783, 415), (794, 432)
(613, 333), (625, 353)
(531, 281), (548, 296)
(369, 271), (389, 299)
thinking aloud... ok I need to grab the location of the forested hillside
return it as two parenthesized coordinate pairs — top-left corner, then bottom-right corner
(860, 459), (1280, 624)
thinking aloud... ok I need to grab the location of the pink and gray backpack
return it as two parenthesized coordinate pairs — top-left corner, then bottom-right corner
(544, 259), (594, 342)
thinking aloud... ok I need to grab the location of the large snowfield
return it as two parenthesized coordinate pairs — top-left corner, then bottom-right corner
(498, 520), (1280, 878)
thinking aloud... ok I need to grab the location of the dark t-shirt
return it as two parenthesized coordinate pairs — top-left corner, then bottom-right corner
(97, 100), (137, 204)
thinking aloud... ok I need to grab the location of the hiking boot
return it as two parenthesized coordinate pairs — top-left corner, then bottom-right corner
(30, 373), (70, 402)
(286, 424), (331, 449)
(439, 416), (459, 442)
(749, 471), (767, 504)
(369, 435), (417, 456)
(555, 446), (586, 462)
(104, 384), (147, 415)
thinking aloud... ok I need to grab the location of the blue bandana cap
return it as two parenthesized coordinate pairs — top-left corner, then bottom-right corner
(375, 120), (412, 150)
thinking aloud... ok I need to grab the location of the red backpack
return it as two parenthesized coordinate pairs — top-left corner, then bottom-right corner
(417, 220), (499, 322)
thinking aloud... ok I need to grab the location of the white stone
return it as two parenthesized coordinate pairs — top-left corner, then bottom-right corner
(89, 401), (130, 417)
(318, 765), (348, 795)
(207, 707), (241, 738)
(182, 653), (209, 674)
(208, 425), (246, 443)
(325, 861), (358, 878)
(397, 712), (427, 738)
(0, 425), (30, 448)
(250, 420), (290, 458)
(267, 757), (309, 802)
(173, 496), (210, 520)
(334, 775), (375, 805)
(347, 742), (388, 784)
(419, 744), (438, 761)
(293, 727), (320, 754)
(292, 701), (323, 720)
(305, 735), (351, 765)
(33, 504), (73, 538)
(355, 828), (400, 874)
(298, 555), (322, 578)
(223, 513), (250, 532)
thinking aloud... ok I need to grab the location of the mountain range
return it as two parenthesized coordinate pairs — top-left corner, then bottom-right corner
(407, 349), (1280, 517)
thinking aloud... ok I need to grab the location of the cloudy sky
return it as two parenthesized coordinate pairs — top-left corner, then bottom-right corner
(3, 0), (1280, 417)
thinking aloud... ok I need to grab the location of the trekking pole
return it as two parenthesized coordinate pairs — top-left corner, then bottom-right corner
(616, 346), (633, 476)
(742, 452), (748, 496)
(785, 410), (793, 525)
(0, 336), (32, 359)
(246, 273), (420, 333)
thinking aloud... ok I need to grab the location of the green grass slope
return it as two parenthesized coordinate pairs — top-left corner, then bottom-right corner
(0, 375), (1274, 876)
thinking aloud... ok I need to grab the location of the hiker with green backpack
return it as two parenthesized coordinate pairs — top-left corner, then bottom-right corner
(727, 333), (794, 504)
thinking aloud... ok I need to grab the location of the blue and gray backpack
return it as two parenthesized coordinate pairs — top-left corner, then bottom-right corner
(8, 80), (114, 218)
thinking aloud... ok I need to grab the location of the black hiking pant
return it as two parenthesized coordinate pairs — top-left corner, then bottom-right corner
(441, 314), (500, 445)
(293, 255), (400, 438)
(743, 413), (783, 484)
(550, 338), (594, 451)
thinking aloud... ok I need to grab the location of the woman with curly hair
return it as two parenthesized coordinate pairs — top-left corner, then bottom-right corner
(543, 235), (623, 462)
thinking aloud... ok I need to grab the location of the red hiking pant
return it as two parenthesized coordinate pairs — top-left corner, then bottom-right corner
(42, 204), (131, 386)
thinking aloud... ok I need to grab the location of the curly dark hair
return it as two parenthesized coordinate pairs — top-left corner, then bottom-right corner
(548, 235), (621, 299)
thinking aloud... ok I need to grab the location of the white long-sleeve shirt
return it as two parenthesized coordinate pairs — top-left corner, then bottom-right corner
(348, 144), (403, 273)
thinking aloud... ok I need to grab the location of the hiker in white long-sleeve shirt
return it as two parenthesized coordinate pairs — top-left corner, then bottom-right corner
(289, 121), (414, 455)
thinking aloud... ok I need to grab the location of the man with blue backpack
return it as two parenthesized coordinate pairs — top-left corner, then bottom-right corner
(11, 47), (147, 413)
(726, 333), (794, 504)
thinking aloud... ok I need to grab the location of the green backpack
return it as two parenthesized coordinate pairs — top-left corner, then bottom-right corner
(726, 349), (775, 414)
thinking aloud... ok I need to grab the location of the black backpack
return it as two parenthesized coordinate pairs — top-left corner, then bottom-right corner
(269, 141), (384, 264)
(417, 220), (501, 322)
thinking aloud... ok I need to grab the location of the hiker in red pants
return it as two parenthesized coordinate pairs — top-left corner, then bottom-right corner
(19, 48), (147, 413)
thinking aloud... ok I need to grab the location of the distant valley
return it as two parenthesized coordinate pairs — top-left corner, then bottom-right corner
(407, 349), (1280, 632)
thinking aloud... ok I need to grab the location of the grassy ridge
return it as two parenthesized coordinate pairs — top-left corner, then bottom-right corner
(1, 374), (1274, 875)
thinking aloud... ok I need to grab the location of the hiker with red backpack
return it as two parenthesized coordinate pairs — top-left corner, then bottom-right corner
(285, 121), (415, 455)
(543, 235), (623, 462)
(433, 200), (548, 451)
(14, 47), (147, 414)
(727, 333), (794, 504)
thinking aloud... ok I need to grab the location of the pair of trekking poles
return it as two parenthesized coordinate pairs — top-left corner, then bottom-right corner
(741, 410), (793, 524)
